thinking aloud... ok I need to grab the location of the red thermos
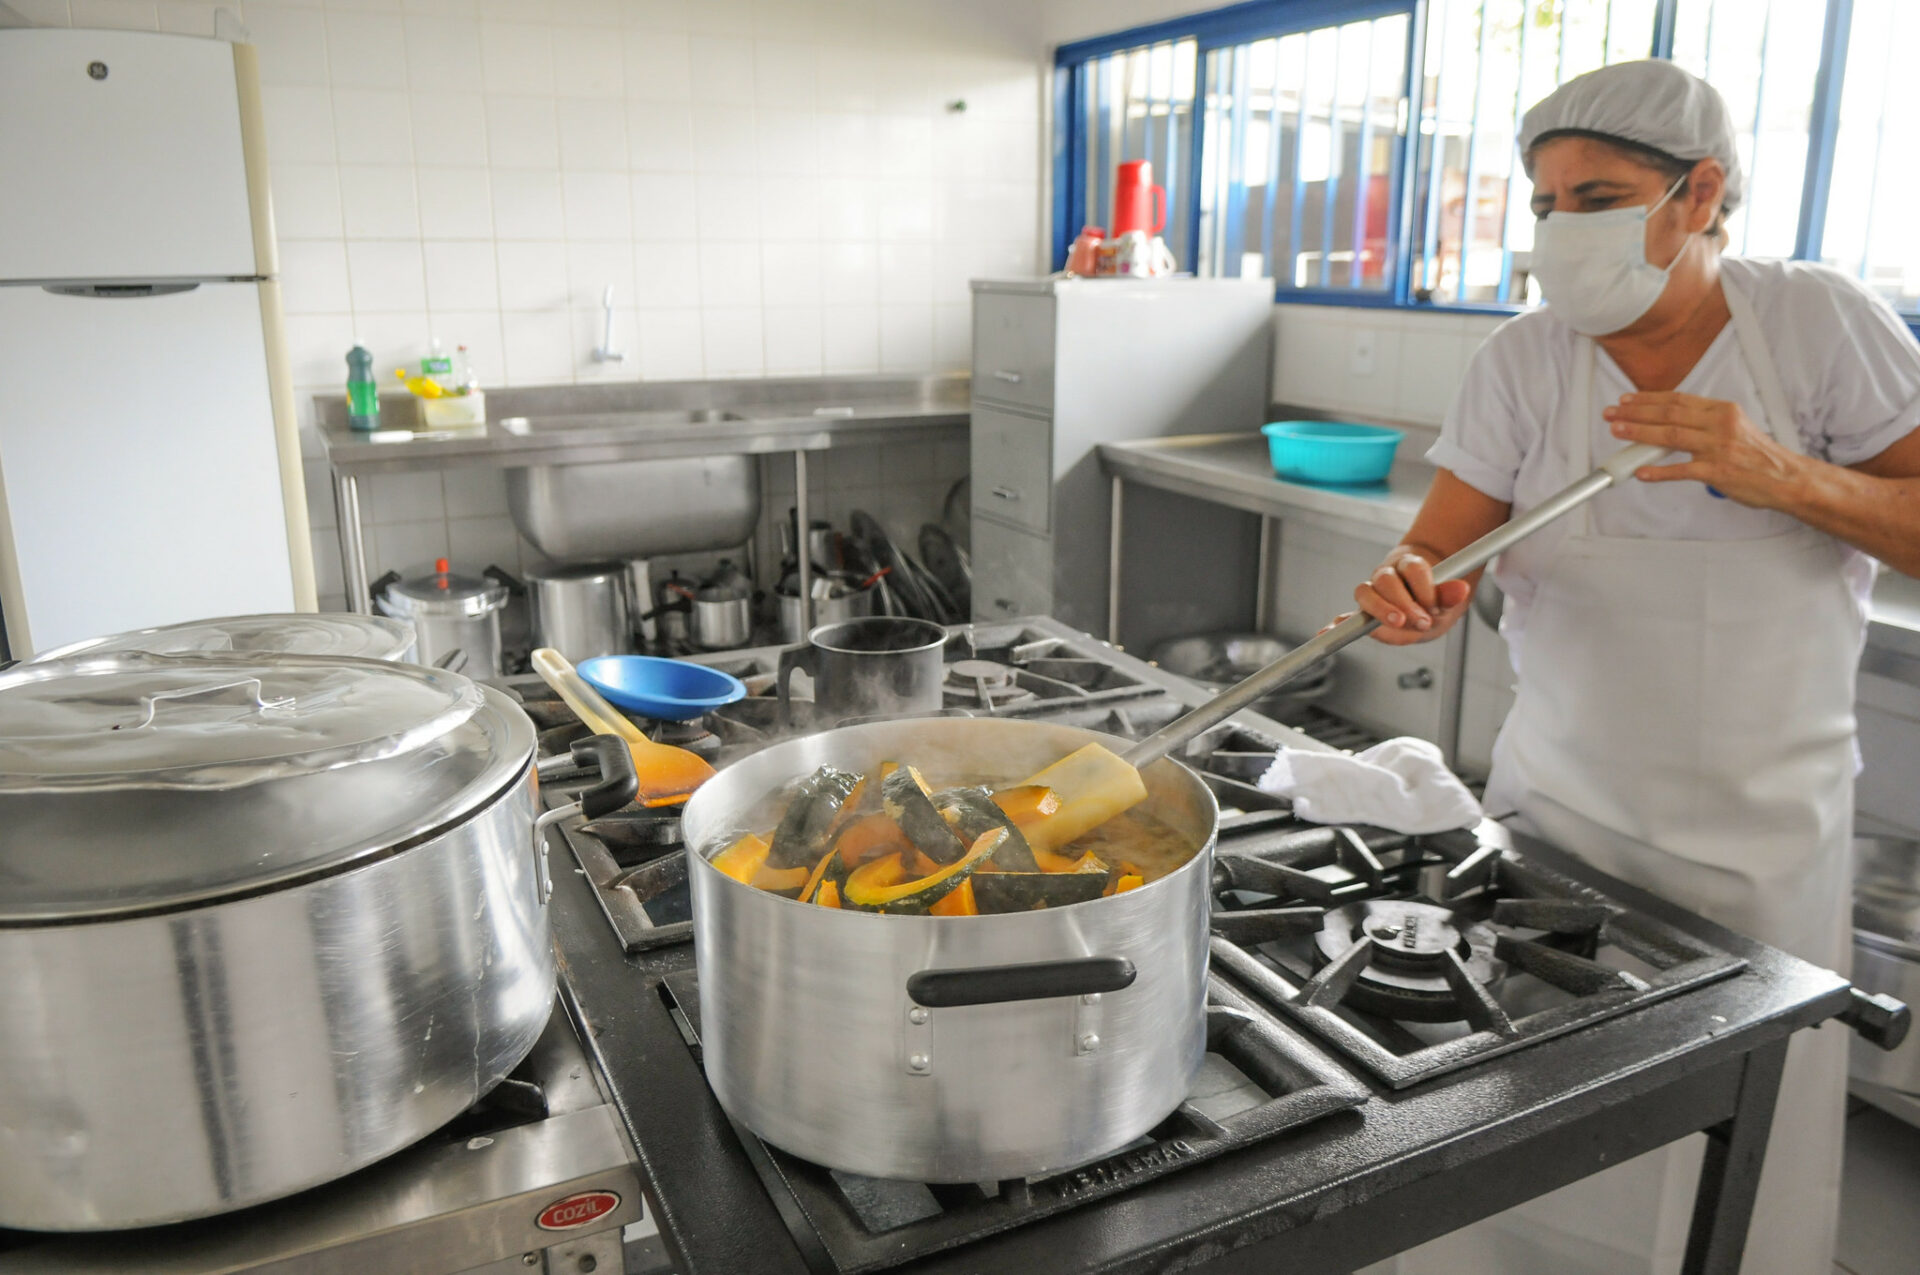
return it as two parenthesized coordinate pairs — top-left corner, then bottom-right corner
(1112, 160), (1166, 236)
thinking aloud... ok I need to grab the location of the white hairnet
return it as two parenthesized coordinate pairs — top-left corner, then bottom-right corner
(1518, 60), (1743, 210)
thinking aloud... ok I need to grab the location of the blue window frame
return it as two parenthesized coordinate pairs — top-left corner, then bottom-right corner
(1055, 0), (1920, 324)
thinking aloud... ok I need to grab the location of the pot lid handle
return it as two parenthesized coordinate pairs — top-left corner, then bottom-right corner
(136, 676), (295, 728)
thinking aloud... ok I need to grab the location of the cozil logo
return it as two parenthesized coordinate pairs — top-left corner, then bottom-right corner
(536, 1190), (621, 1231)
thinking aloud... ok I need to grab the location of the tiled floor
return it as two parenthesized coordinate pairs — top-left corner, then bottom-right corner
(1834, 1099), (1920, 1275)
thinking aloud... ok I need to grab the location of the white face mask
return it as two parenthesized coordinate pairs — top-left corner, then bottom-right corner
(1529, 175), (1691, 336)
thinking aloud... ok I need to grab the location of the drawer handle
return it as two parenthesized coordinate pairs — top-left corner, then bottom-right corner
(992, 370), (1023, 384)
(1398, 668), (1434, 691)
(995, 598), (1018, 612)
(990, 486), (1021, 502)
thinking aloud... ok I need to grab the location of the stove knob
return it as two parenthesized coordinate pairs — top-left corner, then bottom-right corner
(1842, 988), (1911, 1052)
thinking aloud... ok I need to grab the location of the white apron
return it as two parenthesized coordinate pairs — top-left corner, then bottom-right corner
(1375, 279), (1862, 1275)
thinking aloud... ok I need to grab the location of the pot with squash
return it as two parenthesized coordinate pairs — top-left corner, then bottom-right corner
(682, 717), (1215, 1183)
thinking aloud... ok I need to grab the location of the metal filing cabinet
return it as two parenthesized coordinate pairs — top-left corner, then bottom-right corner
(969, 277), (1274, 636)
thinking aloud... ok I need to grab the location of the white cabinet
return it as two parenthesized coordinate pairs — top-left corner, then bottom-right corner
(969, 278), (1274, 636)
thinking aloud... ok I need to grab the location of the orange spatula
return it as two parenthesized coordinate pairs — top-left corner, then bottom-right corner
(532, 647), (714, 807)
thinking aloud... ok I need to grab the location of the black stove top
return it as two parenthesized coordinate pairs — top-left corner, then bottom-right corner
(523, 617), (1886, 1275)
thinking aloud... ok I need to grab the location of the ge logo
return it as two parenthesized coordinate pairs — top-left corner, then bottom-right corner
(87, 61), (108, 80)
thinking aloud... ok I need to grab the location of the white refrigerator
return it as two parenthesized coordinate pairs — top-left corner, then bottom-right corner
(0, 27), (314, 660)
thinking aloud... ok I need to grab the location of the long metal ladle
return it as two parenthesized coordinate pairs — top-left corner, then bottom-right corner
(1122, 442), (1671, 768)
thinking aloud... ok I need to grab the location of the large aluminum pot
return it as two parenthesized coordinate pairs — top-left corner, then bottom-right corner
(30, 611), (417, 663)
(0, 653), (634, 1231)
(683, 717), (1216, 1182)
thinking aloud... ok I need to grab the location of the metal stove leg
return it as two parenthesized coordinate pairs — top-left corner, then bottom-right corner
(333, 471), (371, 614)
(1680, 1037), (1789, 1275)
(1107, 475), (1123, 644)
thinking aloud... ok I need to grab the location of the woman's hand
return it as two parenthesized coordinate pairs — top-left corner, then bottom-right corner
(1346, 546), (1474, 646)
(1603, 392), (1805, 508)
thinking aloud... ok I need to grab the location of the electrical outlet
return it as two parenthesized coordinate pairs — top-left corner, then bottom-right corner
(1350, 329), (1377, 376)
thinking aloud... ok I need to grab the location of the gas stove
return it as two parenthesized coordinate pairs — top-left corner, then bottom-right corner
(6, 617), (1896, 1275)
(523, 617), (1900, 1274)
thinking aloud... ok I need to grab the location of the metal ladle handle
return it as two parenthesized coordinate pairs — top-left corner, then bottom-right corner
(1123, 443), (1670, 769)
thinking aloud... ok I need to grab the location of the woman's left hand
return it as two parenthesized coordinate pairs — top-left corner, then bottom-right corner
(1602, 391), (1805, 509)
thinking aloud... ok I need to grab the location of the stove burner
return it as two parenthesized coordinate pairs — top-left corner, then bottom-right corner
(1312, 899), (1501, 1022)
(943, 658), (1039, 709)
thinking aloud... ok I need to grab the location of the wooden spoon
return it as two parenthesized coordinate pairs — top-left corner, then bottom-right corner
(532, 647), (714, 807)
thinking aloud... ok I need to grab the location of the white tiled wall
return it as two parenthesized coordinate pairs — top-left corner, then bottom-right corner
(1270, 303), (1508, 429)
(19, 0), (1045, 608)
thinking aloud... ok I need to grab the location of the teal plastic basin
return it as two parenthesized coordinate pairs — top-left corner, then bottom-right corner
(1261, 420), (1403, 486)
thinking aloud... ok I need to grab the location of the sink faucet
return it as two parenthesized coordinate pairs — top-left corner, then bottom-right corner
(592, 284), (624, 363)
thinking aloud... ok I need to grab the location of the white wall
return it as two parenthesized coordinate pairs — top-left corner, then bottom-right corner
(15, 0), (1048, 609)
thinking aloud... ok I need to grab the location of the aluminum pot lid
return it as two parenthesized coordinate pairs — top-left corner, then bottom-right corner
(0, 654), (535, 924)
(381, 558), (509, 619)
(30, 612), (416, 663)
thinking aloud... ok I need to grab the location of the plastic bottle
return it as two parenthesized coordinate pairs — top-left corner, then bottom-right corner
(421, 338), (455, 393)
(451, 344), (476, 394)
(346, 345), (379, 431)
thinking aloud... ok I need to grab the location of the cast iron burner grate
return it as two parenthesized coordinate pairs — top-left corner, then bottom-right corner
(656, 969), (1367, 1275)
(1205, 818), (1751, 1089)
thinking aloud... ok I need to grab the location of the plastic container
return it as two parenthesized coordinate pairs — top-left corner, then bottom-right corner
(577, 655), (747, 720)
(345, 345), (379, 432)
(1261, 420), (1404, 486)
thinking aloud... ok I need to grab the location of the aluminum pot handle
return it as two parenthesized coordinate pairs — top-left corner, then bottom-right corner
(530, 735), (639, 904)
(775, 643), (816, 728)
(906, 957), (1137, 1008)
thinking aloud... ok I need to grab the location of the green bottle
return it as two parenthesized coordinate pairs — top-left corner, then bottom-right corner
(346, 345), (379, 431)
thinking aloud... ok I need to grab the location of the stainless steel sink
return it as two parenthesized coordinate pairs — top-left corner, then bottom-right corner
(498, 374), (967, 561)
(500, 408), (746, 435)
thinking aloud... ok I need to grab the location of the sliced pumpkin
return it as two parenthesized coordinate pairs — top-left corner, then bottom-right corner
(815, 879), (842, 908)
(832, 812), (910, 867)
(1031, 846), (1110, 875)
(929, 878), (979, 916)
(1108, 873), (1144, 895)
(992, 784), (1061, 826)
(711, 833), (771, 884)
(767, 766), (862, 869)
(972, 870), (1108, 913)
(799, 848), (842, 903)
(843, 828), (1003, 914)
(935, 787), (1041, 872)
(881, 765), (968, 865)
(842, 851), (909, 901)
(751, 862), (812, 893)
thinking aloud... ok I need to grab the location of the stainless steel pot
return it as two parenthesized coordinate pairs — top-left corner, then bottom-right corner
(0, 654), (635, 1231)
(776, 575), (876, 644)
(30, 612), (417, 664)
(775, 616), (946, 726)
(682, 717), (1215, 1182)
(529, 561), (633, 663)
(1851, 836), (1920, 1096)
(377, 560), (511, 679)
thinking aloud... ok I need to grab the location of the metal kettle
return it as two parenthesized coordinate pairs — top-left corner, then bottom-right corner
(690, 559), (753, 651)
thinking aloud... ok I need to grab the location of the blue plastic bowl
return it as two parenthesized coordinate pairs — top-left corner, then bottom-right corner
(577, 655), (747, 721)
(1261, 420), (1404, 486)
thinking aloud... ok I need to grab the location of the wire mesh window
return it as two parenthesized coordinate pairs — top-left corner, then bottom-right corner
(1072, 39), (1200, 259)
(1819, 0), (1920, 311)
(1196, 15), (1412, 291)
(1409, 0), (1660, 305)
(1668, 0), (1828, 259)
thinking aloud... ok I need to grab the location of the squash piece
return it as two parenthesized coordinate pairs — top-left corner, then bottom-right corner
(842, 852), (909, 900)
(832, 812), (909, 867)
(1108, 873), (1145, 895)
(935, 788), (1041, 872)
(751, 862), (812, 893)
(711, 833), (771, 884)
(767, 767), (862, 868)
(815, 879), (842, 908)
(1012, 744), (1148, 854)
(798, 848), (842, 903)
(972, 871), (1107, 913)
(1031, 846), (1109, 875)
(881, 766), (969, 865)
(929, 879), (979, 917)
(992, 785), (1061, 826)
(843, 829), (1003, 914)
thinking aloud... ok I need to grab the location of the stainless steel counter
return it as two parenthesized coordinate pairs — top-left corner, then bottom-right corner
(1100, 430), (1920, 669)
(316, 373), (970, 619)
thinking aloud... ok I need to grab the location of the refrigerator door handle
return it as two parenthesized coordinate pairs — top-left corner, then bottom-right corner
(42, 283), (201, 299)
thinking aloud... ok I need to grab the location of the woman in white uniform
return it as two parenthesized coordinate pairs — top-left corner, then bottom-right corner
(1352, 61), (1920, 1275)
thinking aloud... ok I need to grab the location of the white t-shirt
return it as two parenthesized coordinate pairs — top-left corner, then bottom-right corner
(1427, 256), (1920, 655)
